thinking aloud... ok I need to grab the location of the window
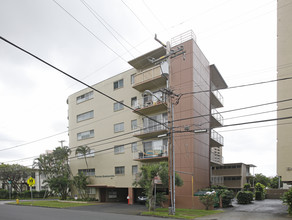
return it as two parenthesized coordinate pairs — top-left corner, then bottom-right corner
(132, 165), (138, 175)
(77, 130), (94, 140)
(131, 74), (135, 84)
(131, 97), (137, 108)
(78, 169), (95, 176)
(77, 149), (95, 158)
(76, 91), (93, 104)
(114, 122), (124, 133)
(77, 110), (94, 122)
(113, 79), (124, 90)
(115, 166), (125, 175)
(114, 145), (124, 154)
(131, 119), (137, 130)
(86, 187), (96, 195)
(131, 142), (137, 152)
(142, 113), (167, 132)
(114, 101), (124, 112)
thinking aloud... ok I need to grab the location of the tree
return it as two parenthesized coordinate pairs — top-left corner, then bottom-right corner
(254, 173), (270, 187)
(33, 146), (71, 200)
(134, 162), (183, 211)
(75, 145), (91, 169)
(73, 172), (89, 199)
(270, 176), (283, 189)
(0, 164), (31, 193)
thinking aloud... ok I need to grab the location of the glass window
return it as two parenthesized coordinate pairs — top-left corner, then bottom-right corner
(132, 165), (138, 175)
(77, 110), (94, 122)
(131, 142), (137, 152)
(114, 101), (124, 112)
(114, 145), (124, 154)
(115, 166), (125, 175)
(77, 130), (94, 140)
(78, 169), (95, 176)
(113, 79), (124, 90)
(77, 149), (95, 158)
(114, 122), (124, 133)
(131, 97), (137, 108)
(131, 74), (135, 84)
(131, 119), (137, 130)
(76, 91), (93, 104)
(86, 187), (96, 195)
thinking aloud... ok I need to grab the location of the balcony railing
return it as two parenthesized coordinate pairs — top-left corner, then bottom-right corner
(133, 146), (168, 160)
(133, 97), (167, 115)
(211, 90), (224, 107)
(211, 176), (224, 186)
(211, 109), (224, 127)
(132, 65), (166, 91)
(133, 124), (168, 138)
(211, 130), (224, 146)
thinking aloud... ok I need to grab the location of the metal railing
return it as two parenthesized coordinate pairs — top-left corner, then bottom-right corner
(211, 90), (224, 106)
(133, 96), (166, 110)
(211, 130), (224, 146)
(133, 146), (168, 160)
(211, 109), (224, 126)
(171, 30), (197, 47)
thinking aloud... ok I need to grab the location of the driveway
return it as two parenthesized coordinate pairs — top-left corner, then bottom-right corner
(197, 199), (290, 220)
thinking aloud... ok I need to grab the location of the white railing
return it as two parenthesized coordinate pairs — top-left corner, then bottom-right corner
(133, 96), (166, 110)
(133, 124), (168, 136)
(211, 176), (224, 185)
(211, 130), (224, 146)
(171, 30), (196, 47)
(211, 109), (224, 126)
(211, 90), (224, 106)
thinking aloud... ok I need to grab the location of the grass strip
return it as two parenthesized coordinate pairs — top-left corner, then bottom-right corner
(141, 208), (223, 219)
(10, 200), (96, 208)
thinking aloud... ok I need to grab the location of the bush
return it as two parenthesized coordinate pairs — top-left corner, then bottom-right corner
(221, 190), (234, 207)
(282, 187), (292, 215)
(255, 191), (265, 200)
(0, 189), (8, 199)
(199, 191), (217, 210)
(243, 183), (251, 191)
(236, 191), (253, 204)
(255, 183), (266, 201)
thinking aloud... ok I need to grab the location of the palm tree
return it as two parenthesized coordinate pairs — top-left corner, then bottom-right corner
(75, 145), (91, 170)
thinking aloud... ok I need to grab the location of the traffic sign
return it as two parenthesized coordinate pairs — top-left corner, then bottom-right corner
(27, 177), (35, 187)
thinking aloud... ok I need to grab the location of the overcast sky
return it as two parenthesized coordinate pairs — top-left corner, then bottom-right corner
(0, 0), (277, 177)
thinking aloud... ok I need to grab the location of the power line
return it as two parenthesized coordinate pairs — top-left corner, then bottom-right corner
(51, 0), (128, 62)
(0, 35), (168, 129)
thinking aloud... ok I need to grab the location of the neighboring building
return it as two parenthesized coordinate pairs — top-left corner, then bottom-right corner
(277, 0), (292, 184)
(67, 30), (227, 209)
(211, 163), (256, 191)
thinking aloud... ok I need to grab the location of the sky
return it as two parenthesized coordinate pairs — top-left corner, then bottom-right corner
(0, 0), (278, 177)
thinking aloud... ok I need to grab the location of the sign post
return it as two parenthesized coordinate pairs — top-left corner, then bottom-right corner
(27, 177), (35, 200)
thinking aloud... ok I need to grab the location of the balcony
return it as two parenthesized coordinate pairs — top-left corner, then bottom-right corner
(133, 97), (167, 115)
(211, 90), (224, 108)
(210, 152), (224, 165)
(211, 176), (224, 186)
(210, 130), (224, 147)
(133, 146), (168, 161)
(211, 109), (224, 128)
(133, 125), (168, 139)
(132, 65), (167, 92)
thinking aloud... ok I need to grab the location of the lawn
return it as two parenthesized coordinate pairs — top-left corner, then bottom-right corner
(10, 200), (96, 208)
(141, 208), (223, 219)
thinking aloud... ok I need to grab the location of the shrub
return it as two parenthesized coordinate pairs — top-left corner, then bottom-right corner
(199, 191), (217, 210)
(255, 191), (265, 200)
(255, 183), (266, 201)
(243, 183), (251, 191)
(0, 189), (8, 199)
(236, 191), (253, 204)
(221, 190), (234, 207)
(282, 187), (292, 215)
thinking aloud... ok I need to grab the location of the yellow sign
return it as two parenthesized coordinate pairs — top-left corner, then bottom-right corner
(27, 177), (35, 187)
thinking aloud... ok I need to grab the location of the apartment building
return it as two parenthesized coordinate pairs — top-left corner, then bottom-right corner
(277, 0), (292, 184)
(211, 163), (256, 191)
(67, 30), (227, 209)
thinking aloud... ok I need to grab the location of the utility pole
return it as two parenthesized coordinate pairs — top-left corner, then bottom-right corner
(152, 34), (185, 215)
(59, 140), (65, 147)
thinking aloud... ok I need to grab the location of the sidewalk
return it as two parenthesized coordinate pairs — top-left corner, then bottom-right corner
(197, 199), (290, 220)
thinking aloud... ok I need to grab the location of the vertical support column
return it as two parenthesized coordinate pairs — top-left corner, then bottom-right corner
(128, 187), (134, 205)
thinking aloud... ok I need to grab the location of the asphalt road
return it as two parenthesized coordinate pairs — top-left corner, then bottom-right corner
(0, 204), (169, 220)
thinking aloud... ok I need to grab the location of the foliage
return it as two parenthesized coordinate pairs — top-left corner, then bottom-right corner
(254, 182), (266, 201)
(155, 192), (167, 206)
(236, 191), (253, 204)
(0, 164), (31, 193)
(0, 189), (47, 199)
(204, 186), (234, 208)
(243, 183), (251, 191)
(75, 145), (91, 169)
(270, 176), (283, 189)
(134, 162), (183, 211)
(72, 172), (89, 199)
(199, 191), (217, 210)
(282, 187), (292, 215)
(254, 173), (270, 187)
(33, 146), (71, 200)
(0, 189), (8, 199)
(12, 200), (96, 208)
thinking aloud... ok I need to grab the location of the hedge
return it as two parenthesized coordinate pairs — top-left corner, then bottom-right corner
(236, 191), (253, 204)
